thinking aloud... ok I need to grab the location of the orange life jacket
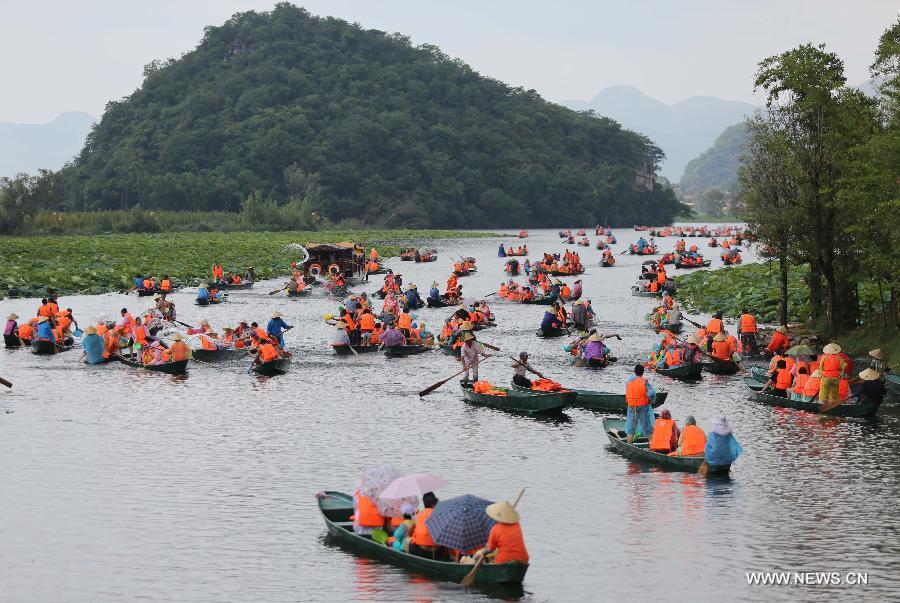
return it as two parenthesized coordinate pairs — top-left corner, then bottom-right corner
(839, 379), (849, 399)
(359, 313), (375, 331)
(706, 318), (723, 334)
(775, 368), (793, 390)
(369, 327), (382, 345)
(649, 418), (676, 452)
(355, 493), (384, 528)
(625, 377), (650, 407)
(200, 336), (216, 350)
(134, 325), (149, 346)
(397, 313), (412, 329)
(711, 340), (731, 361)
(18, 322), (34, 340)
(681, 424), (706, 455)
(802, 376), (821, 398)
(143, 278), (153, 289)
(160, 279), (172, 291)
(665, 349), (682, 366)
(168, 341), (190, 361)
(410, 508), (436, 546)
(38, 304), (54, 317)
(820, 354), (842, 378)
(258, 343), (279, 362)
(792, 373), (809, 394)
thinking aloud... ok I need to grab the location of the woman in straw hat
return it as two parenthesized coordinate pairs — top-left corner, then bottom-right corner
(475, 500), (529, 565)
(266, 311), (293, 347)
(81, 326), (106, 365)
(857, 368), (886, 407)
(868, 349), (888, 376)
(4, 313), (20, 347)
(818, 343), (846, 405)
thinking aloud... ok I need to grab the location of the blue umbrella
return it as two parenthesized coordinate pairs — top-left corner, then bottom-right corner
(425, 494), (495, 552)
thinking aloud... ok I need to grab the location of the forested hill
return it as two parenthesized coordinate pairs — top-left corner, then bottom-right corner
(679, 123), (749, 195)
(57, 3), (685, 227)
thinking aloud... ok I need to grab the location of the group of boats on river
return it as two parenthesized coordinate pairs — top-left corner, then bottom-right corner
(3, 225), (896, 591)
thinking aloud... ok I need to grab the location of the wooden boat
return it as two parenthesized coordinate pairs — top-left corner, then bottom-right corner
(749, 366), (769, 382)
(471, 321), (496, 332)
(749, 386), (880, 418)
(426, 296), (454, 308)
(649, 321), (682, 334)
(318, 491), (528, 586)
(332, 344), (379, 356)
(4, 334), (22, 347)
(600, 259), (615, 267)
(439, 343), (462, 356)
(511, 385), (667, 413)
(536, 327), (567, 338)
(195, 297), (226, 306)
(192, 348), (249, 362)
(549, 270), (583, 277)
(631, 286), (661, 297)
(287, 288), (312, 298)
(886, 373), (900, 395)
(251, 357), (291, 376)
(743, 377), (765, 391)
(461, 383), (565, 414)
(603, 418), (730, 474)
(520, 296), (555, 305)
(31, 338), (74, 355)
(136, 287), (178, 297)
(702, 359), (740, 375)
(628, 246), (657, 255)
(117, 356), (189, 374)
(674, 260), (711, 269)
(218, 281), (254, 290)
(656, 362), (703, 380)
(383, 344), (430, 358)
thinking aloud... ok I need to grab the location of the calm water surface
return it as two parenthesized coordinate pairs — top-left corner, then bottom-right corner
(1, 228), (898, 602)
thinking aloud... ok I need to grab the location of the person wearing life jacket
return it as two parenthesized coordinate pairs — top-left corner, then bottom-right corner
(706, 312), (724, 336)
(157, 276), (172, 292)
(766, 326), (789, 354)
(369, 248), (379, 261)
(231, 273), (242, 285)
(132, 317), (151, 348)
(357, 309), (376, 346)
(143, 277), (155, 291)
(37, 299), (54, 318)
(767, 359), (793, 398)
(665, 343), (683, 367)
(710, 332), (731, 361)
(266, 311), (293, 347)
(818, 343), (846, 405)
(737, 309), (758, 355)
(790, 366), (810, 400)
(625, 364), (657, 444)
(408, 492), (444, 559)
(472, 498), (529, 566)
(649, 409), (680, 453)
(254, 336), (282, 364)
(165, 333), (191, 362)
(669, 415), (706, 457)
(352, 488), (386, 536)
(801, 369), (822, 401)
(212, 263), (224, 282)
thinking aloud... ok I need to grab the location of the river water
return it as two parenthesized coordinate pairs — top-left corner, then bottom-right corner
(1, 228), (898, 602)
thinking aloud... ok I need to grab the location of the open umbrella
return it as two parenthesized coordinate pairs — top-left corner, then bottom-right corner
(786, 344), (816, 357)
(425, 494), (495, 552)
(358, 464), (417, 517)
(379, 472), (448, 500)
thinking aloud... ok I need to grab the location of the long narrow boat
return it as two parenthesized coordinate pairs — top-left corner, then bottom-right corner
(674, 260), (711, 269)
(520, 296), (555, 306)
(194, 297), (226, 306)
(535, 327), (567, 338)
(510, 384), (667, 413)
(887, 374), (900, 395)
(218, 281), (254, 290)
(318, 491), (528, 586)
(630, 287), (661, 298)
(287, 288), (312, 298)
(426, 297), (454, 308)
(749, 366), (769, 382)
(252, 357), (291, 376)
(31, 338), (74, 355)
(602, 418), (731, 474)
(748, 385), (880, 418)
(440, 343), (461, 357)
(3, 334), (22, 348)
(461, 384), (566, 414)
(117, 356), (189, 374)
(137, 287), (178, 297)
(600, 259), (615, 267)
(383, 344), (430, 358)
(702, 359), (740, 375)
(332, 344), (380, 356)
(192, 348), (249, 362)
(743, 377), (765, 392)
(656, 363), (703, 380)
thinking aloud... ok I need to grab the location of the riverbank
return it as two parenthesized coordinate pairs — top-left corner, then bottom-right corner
(675, 261), (899, 360)
(0, 229), (497, 299)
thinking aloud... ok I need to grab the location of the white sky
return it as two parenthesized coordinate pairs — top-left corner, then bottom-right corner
(0, 0), (896, 123)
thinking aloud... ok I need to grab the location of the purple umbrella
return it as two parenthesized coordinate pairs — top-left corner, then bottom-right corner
(425, 494), (495, 552)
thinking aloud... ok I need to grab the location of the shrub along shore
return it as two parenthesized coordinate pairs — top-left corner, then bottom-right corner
(675, 262), (898, 359)
(0, 229), (497, 299)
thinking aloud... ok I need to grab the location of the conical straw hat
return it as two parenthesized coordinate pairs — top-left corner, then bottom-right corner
(486, 500), (520, 524)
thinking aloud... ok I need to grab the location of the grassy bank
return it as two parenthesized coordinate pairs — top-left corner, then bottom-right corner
(675, 262), (899, 360)
(0, 229), (496, 299)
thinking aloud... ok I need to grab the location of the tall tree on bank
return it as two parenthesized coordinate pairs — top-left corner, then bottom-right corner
(752, 44), (878, 330)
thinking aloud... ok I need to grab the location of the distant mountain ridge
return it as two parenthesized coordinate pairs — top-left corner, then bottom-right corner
(562, 86), (755, 179)
(0, 112), (95, 178)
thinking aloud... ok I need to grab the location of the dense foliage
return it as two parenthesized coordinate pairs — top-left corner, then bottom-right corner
(0, 229), (493, 299)
(680, 123), (749, 195)
(36, 3), (685, 230)
(738, 21), (900, 333)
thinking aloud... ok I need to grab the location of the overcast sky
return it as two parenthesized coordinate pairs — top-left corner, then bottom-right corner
(1, 0), (896, 123)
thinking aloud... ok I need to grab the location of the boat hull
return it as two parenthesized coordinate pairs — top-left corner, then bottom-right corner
(117, 357), (189, 374)
(656, 363), (703, 380)
(702, 360), (740, 375)
(191, 348), (248, 362)
(750, 387), (879, 418)
(603, 419), (730, 474)
(252, 358), (291, 375)
(318, 492), (528, 586)
(332, 344), (380, 356)
(461, 384), (565, 414)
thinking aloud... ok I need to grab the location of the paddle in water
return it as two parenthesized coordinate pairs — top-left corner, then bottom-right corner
(0, 376), (11, 388)
(460, 488), (526, 586)
(418, 354), (492, 397)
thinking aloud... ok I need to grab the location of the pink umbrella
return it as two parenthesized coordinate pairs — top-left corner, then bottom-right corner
(379, 472), (448, 500)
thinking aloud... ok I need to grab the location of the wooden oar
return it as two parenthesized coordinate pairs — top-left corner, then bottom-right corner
(173, 320), (196, 330)
(682, 316), (704, 329)
(418, 354), (492, 397)
(509, 356), (546, 380)
(0, 376), (11, 388)
(268, 285), (288, 295)
(460, 488), (526, 586)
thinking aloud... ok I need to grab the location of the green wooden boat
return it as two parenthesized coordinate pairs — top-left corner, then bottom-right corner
(656, 363), (703, 380)
(439, 343), (461, 357)
(702, 359), (740, 375)
(630, 286), (661, 298)
(332, 344), (379, 356)
(602, 418), (731, 474)
(535, 327), (567, 338)
(318, 491), (528, 586)
(117, 357), (189, 375)
(521, 296), (555, 305)
(461, 384), (565, 414)
(192, 348), (249, 362)
(251, 357), (291, 376)
(743, 377), (765, 392)
(510, 384), (667, 413)
(884, 373), (899, 395)
(749, 366), (769, 382)
(748, 385), (880, 418)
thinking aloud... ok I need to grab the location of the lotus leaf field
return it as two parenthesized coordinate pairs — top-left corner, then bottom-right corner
(674, 262), (811, 323)
(0, 230), (495, 299)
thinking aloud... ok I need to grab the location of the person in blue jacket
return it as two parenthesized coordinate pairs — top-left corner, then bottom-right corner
(35, 316), (56, 344)
(705, 416), (743, 466)
(498, 243), (506, 257)
(266, 311), (293, 347)
(197, 283), (210, 302)
(81, 326), (106, 364)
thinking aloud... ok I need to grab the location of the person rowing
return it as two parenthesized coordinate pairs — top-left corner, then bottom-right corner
(512, 351), (545, 388)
